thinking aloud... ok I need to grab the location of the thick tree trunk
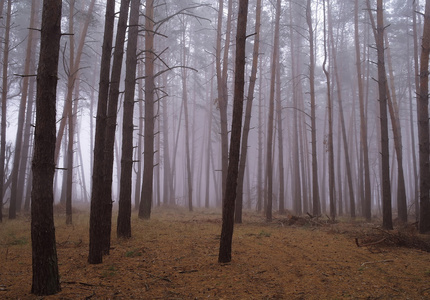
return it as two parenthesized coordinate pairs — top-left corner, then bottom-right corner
(117, 0), (140, 238)
(418, 0), (430, 233)
(235, 0), (261, 223)
(139, 0), (155, 219)
(89, 0), (115, 264)
(218, 0), (248, 264)
(31, 0), (62, 294)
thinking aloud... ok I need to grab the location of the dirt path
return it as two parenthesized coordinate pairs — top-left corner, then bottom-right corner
(1, 208), (430, 299)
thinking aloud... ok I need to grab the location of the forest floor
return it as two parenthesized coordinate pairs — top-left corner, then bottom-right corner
(1, 205), (430, 299)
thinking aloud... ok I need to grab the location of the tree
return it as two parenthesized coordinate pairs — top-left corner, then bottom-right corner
(218, 0), (248, 264)
(418, 0), (430, 233)
(323, 0), (336, 221)
(266, 0), (281, 222)
(367, 0), (393, 230)
(235, 0), (261, 223)
(355, 0), (371, 221)
(139, 0), (156, 219)
(31, 0), (62, 295)
(306, 0), (320, 216)
(0, 0), (11, 222)
(117, 0), (140, 238)
(89, 0), (115, 264)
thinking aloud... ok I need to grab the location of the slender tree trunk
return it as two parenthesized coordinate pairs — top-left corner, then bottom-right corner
(290, 2), (302, 215)
(89, 0), (115, 264)
(219, 0), (248, 264)
(257, 57), (263, 212)
(216, 0), (233, 203)
(328, 3), (355, 218)
(355, 0), (372, 221)
(205, 68), (214, 208)
(418, 0), (430, 233)
(412, 0), (420, 220)
(265, 0), (280, 222)
(181, 22), (193, 212)
(276, 57), (285, 215)
(31, 0), (62, 294)
(0, 0), (11, 222)
(384, 34), (407, 223)
(235, 0), (261, 223)
(306, 0), (320, 216)
(323, 0), (336, 221)
(139, 0), (155, 219)
(367, 0), (393, 230)
(135, 54), (144, 210)
(117, 0), (139, 238)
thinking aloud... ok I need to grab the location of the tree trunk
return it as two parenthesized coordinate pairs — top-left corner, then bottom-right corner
(355, 0), (371, 221)
(139, 0), (155, 219)
(276, 56), (285, 215)
(117, 0), (140, 239)
(135, 53), (144, 210)
(265, 0), (280, 223)
(89, 0), (115, 264)
(306, 0), (320, 216)
(384, 34), (407, 223)
(216, 0), (233, 203)
(0, 0), (11, 222)
(31, 0), (62, 294)
(418, 0), (430, 233)
(323, 0), (336, 221)
(328, 2), (355, 218)
(367, 0), (393, 230)
(182, 21), (193, 212)
(235, 0), (261, 223)
(218, 0), (248, 264)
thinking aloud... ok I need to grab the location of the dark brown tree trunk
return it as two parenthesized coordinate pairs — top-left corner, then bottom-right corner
(101, 0), (130, 252)
(367, 0), (393, 230)
(218, 0), (248, 264)
(117, 0), (140, 238)
(139, 0), (155, 219)
(355, 0), (372, 221)
(306, 0), (320, 216)
(419, 0), (430, 233)
(235, 0), (261, 223)
(31, 0), (62, 294)
(89, 0), (115, 264)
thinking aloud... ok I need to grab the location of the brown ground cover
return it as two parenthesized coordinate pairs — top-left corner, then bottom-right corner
(1, 206), (430, 299)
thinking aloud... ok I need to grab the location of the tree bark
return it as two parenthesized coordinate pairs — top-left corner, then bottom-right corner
(117, 0), (140, 239)
(418, 0), (430, 233)
(89, 0), (115, 264)
(367, 0), (393, 230)
(235, 0), (261, 223)
(218, 0), (248, 264)
(31, 0), (62, 294)
(139, 0), (155, 219)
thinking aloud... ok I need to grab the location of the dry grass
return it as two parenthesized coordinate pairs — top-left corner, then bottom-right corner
(1, 207), (430, 299)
